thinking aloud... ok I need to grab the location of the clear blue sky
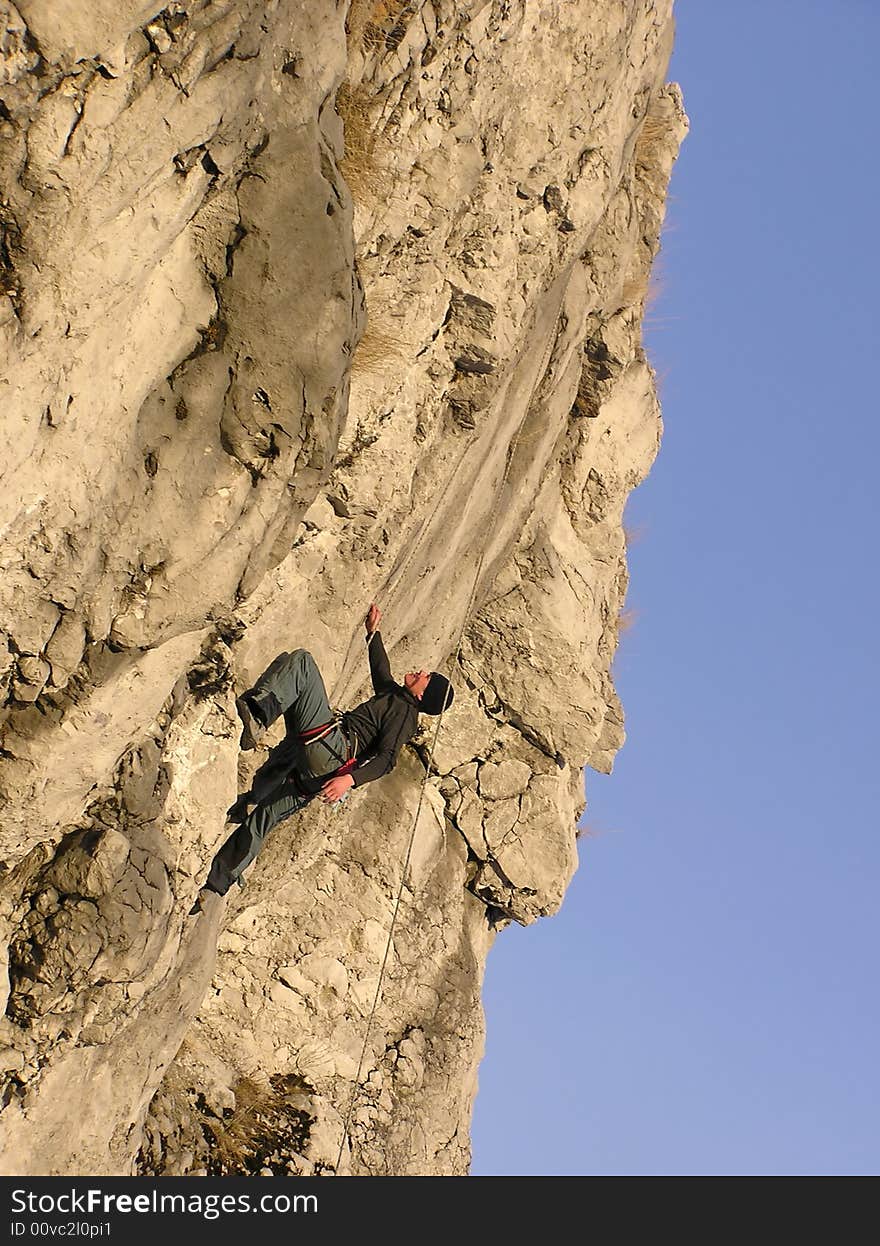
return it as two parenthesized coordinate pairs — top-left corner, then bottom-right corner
(471, 0), (880, 1176)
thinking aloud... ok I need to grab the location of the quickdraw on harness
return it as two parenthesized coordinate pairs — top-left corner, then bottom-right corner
(296, 716), (356, 765)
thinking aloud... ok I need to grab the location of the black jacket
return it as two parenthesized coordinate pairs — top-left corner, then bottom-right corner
(341, 632), (421, 787)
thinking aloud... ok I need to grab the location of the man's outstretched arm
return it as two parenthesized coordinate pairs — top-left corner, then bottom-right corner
(364, 602), (395, 693)
(321, 604), (393, 804)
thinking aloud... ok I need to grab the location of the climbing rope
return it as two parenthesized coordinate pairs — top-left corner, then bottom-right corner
(333, 297), (565, 1173)
(329, 282), (569, 707)
(329, 431), (475, 706)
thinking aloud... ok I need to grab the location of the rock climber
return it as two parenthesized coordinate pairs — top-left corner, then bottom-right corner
(194, 603), (454, 903)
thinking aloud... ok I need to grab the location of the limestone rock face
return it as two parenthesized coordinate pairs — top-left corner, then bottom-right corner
(0, 1), (686, 1175)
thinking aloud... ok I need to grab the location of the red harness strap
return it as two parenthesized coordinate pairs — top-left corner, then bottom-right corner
(296, 720), (336, 741)
(296, 718), (357, 778)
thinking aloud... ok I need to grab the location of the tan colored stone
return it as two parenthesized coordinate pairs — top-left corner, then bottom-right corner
(0, 0), (684, 1179)
(46, 828), (130, 899)
(478, 759), (533, 801)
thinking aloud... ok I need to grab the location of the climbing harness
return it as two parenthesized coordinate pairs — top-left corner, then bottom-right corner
(296, 715), (356, 768)
(332, 296), (566, 1173)
(296, 720), (340, 745)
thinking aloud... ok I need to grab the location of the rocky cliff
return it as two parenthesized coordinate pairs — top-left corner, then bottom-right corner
(0, 0), (686, 1175)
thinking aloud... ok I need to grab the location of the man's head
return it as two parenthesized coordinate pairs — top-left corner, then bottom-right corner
(404, 670), (454, 715)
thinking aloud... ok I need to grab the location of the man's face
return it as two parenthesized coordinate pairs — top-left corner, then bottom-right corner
(404, 670), (430, 698)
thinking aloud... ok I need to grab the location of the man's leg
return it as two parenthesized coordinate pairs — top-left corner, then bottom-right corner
(240, 649), (349, 773)
(205, 784), (311, 895)
(244, 649), (335, 733)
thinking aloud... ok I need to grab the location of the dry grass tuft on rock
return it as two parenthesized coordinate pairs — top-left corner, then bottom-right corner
(637, 112), (670, 149)
(635, 96), (674, 166)
(346, 1), (415, 52)
(350, 320), (405, 375)
(617, 606), (638, 634)
(621, 264), (663, 312)
(205, 1076), (314, 1176)
(336, 82), (393, 204)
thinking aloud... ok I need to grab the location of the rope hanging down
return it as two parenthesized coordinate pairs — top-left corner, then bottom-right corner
(329, 283), (567, 709)
(329, 432), (475, 706)
(333, 302), (564, 1173)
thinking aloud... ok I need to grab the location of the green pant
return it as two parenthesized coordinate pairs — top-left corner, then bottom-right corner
(205, 649), (352, 895)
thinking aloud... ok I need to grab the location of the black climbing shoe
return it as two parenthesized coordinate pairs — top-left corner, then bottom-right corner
(190, 882), (225, 914)
(236, 695), (265, 751)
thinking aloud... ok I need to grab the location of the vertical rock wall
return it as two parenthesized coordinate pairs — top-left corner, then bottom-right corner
(0, 1), (686, 1174)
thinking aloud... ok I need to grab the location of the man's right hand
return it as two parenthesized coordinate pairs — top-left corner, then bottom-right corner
(365, 603), (382, 635)
(320, 772), (355, 804)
